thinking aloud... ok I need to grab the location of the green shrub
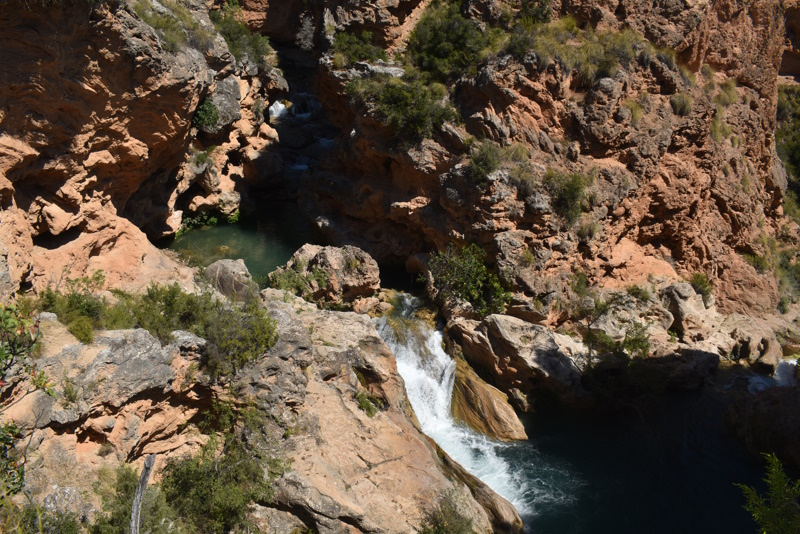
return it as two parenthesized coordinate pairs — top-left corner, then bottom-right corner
(625, 284), (650, 302)
(679, 65), (696, 87)
(61, 375), (79, 406)
(576, 220), (599, 241)
(736, 453), (800, 534)
(469, 141), (501, 184)
(744, 253), (770, 274)
(714, 79), (738, 108)
(356, 390), (383, 417)
(161, 409), (283, 534)
(67, 315), (93, 344)
(420, 490), (473, 534)
(689, 272), (713, 304)
(15, 503), (81, 534)
(408, 2), (503, 82)
(710, 112), (733, 142)
(670, 93), (693, 116)
(347, 75), (456, 143)
(426, 243), (510, 317)
(622, 320), (650, 359)
(92, 465), (178, 534)
(193, 145), (216, 166)
(210, 5), (272, 67)
(656, 47), (677, 69)
(193, 98), (219, 130)
(543, 169), (588, 224)
(570, 268), (589, 298)
(332, 31), (387, 67)
(623, 98), (643, 125)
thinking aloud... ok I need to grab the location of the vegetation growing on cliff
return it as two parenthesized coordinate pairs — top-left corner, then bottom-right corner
(210, 2), (272, 68)
(133, 0), (213, 53)
(332, 31), (387, 67)
(426, 243), (510, 317)
(40, 273), (278, 378)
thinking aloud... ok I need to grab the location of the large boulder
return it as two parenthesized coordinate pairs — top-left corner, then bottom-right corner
(205, 258), (258, 300)
(269, 244), (380, 311)
(451, 358), (528, 442)
(449, 315), (585, 410)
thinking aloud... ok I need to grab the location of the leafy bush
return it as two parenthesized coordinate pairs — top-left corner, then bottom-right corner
(332, 31), (387, 67)
(193, 98), (219, 130)
(356, 390), (383, 417)
(161, 408), (283, 534)
(714, 78), (738, 108)
(346, 74), (456, 143)
(68, 315), (94, 344)
(42, 279), (278, 378)
(689, 272), (713, 304)
(623, 98), (643, 125)
(543, 169), (588, 224)
(670, 93), (693, 116)
(92, 465), (178, 534)
(710, 110), (733, 142)
(736, 453), (800, 534)
(426, 243), (510, 317)
(744, 253), (770, 274)
(625, 284), (650, 302)
(408, 2), (503, 82)
(622, 320), (650, 359)
(1, 503), (83, 534)
(420, 490), (473, 534)
(210, 4), (272, 67)
(469, 141), (502, 184)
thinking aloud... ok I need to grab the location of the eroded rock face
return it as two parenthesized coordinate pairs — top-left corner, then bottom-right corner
(450, 314), (585, 410)
(307, 0), (789, 318)
(270, 244), (381, 310)
(451, 358), (528, 441)
(4, 285), (522, 532)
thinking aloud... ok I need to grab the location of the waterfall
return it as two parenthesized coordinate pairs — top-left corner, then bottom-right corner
(376, 294), (539, 515)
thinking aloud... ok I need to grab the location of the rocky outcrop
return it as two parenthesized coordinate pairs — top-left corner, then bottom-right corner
(450, 314), (585, 410)
(205, 258), (259, 299)
(306, 0), (790, 318)
(270, 244), (382, 311)
(4, 282), (521, 532)
(0, 0), (288, 298)
(451, 358), (528, 441)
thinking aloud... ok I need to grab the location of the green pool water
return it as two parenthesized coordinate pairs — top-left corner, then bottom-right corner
(167, 201), (311, 280)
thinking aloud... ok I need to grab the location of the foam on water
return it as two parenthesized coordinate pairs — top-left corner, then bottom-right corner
(376, 294), (578, 518)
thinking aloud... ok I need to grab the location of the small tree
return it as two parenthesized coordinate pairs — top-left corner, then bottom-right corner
(425, 243), (510, 317)
(736, 453), (800, 534)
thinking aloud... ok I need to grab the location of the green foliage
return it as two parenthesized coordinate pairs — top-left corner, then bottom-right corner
(269, 259), (330, 301)
(43, 280), (277, 379)
(133, 0), (213, 53)
(4, 502), (82, 534)
(623, 98), (643, 126)
(518, 0), (552, 26)
(193, 145), (216, 166)
(736, 453), (800, 534)
(356, 389), (383, 417)
(625, 284), (650, 302)
(469, 141), (502, 184)
(61, 375), (79, 406)
(161, 408), (283, 534)
(776, 86), (800, 225)
(543, 169), (588, 224)
(407, 2), (503, 82)
(193, 98), (219, 130)
(67, 315), (94, 344)
(571, 268), (590, 298)
(420, 490), (473, 534)
(689, 272), (713, 304)
(346, 74), (456, 143)
(656, 47), (677, 69)
(332, 31), (387, 67)
(92, 465), (178, 534)
(715, 78), (738, 108)
(0, 423), (24, 497)
(426, 243), (510, 317)
(507, 18), (642, 85)
(576, 220), (599, 241)
(710, 110), (733, 143)
(622, 320), (650, 359)
(745, 253), (770, 274)
(210, 4), (272, 67)
(670, 93), (693, 116)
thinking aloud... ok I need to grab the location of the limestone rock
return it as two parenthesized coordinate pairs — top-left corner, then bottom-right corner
(205, 258), (258, 299)
(451, 358), (528, 441)
(270, 244), (381, 310)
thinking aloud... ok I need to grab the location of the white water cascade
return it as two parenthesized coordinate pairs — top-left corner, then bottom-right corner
(376, 294), (538, 515)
